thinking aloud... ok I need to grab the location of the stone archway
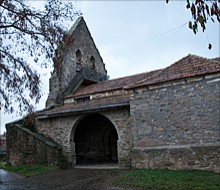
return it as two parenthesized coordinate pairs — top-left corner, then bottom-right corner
(74, 114), (118, 165)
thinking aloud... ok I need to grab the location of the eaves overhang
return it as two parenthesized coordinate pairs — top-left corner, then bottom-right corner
(38, 101), (130, 119)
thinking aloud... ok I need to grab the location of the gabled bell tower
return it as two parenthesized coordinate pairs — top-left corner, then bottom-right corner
(46, 17), (107, 108)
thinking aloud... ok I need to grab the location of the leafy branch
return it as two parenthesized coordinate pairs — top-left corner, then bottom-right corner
(166, 0), (220, 49)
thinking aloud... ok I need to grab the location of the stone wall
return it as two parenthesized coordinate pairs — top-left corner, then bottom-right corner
(46, 17), (107, 107)
(36, 116), (77, 161)
(130, 74), (220, 172)
(6, 124), (61, 166)
(64, 89), (130, 104)
(103, 109), (132, 168)
(132, 144), (220, 172)
(36, 108), (132, 168)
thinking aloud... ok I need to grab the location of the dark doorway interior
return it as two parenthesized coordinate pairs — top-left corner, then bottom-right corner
(74, 114), (118, 165)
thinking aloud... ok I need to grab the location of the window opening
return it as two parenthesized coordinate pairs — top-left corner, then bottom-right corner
(76, 49), (82, 64)
(75, 96), (90, 104)
(90, 56), (95, 69)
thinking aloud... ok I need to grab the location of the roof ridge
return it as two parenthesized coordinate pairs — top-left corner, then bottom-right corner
(161, 54), (218, 70)
(185, 54), (220, 64)
(126, 54), (220, 89)
(125, 69), (164, 88)
(104, 68), (161, 83)
(211, 57), (220, 63)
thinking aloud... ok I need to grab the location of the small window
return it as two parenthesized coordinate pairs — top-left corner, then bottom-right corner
(76, 49), (82, 64)
(75, 96), (90, 104)
(90, 56), (95, 69)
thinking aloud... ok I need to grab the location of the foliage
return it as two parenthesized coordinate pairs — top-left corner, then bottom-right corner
(0, 161), (7, 167)
(114, 169), (220, 190)
(0, 163), (57, 177)
(0, 0), (79, 114)
(166, 0), (220, 49)
(22, 112), (36, 131)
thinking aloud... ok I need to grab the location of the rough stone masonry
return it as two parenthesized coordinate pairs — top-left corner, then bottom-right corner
(6, 17), (220, 172)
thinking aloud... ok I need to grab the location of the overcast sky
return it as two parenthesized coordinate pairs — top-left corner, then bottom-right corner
(0, 1), (219, 134)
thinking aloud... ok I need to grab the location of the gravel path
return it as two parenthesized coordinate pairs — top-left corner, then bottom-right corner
(0, 168), (135, 190)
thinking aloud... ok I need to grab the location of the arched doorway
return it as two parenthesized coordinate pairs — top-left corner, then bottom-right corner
(74, 114), (118, 165)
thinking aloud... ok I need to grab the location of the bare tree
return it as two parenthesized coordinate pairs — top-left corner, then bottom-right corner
(0, 0), (79, 114)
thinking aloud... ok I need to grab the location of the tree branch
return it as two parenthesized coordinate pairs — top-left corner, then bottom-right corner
(0, 18), (21, 28)
(1, 49), (33, 81)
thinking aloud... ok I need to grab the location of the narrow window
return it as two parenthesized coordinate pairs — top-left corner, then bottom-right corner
(76, 49), (82, 64)
(90, 56), (95, 69)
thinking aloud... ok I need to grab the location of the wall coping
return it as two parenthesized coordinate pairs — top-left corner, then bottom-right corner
(7, 124), (59, 149)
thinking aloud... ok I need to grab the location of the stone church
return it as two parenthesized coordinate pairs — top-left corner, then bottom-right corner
(6, 17), (220, 172)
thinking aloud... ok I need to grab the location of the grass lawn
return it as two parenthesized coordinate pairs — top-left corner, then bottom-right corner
(0, 162), (57, 177)
(114, 169), (220, 190)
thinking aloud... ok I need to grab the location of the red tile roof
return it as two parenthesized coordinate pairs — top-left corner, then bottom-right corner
(39, 54), (220, 117)
(67, 69), (161, 98)
(68, 54), (220, 97)
(40, 96), (129, 117)
(212, 57), (220, 62)
(131, 54), (220, 88)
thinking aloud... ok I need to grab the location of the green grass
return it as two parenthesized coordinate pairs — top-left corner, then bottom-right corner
(0, 162), (57, 177)
(114, 169), (220, 190)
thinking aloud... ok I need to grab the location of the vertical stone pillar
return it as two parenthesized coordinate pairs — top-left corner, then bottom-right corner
(70, 142), (76, 165)
(117, 139), (131, 168)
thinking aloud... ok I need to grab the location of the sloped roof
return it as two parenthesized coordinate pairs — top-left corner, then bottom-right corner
(67, 69), (161, 98)
(132, 54), (220, 88)
(39, 96), (129, 117)
(39, 54), (220, 117)
(68, 54), (220, 98)
(212, 57), (220, 62)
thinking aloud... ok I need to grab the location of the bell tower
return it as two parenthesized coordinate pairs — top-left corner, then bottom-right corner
(46, 17), (107, 108)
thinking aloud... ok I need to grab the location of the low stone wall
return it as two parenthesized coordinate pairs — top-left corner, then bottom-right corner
(6, 124), (61, 166)
(132, 144), (220, 173)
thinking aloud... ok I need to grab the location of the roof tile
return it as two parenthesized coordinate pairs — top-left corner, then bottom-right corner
(134, 54), (220, 87)
(39, 54), (220, 117)
(68, 54), (220, 97)
(42, 96), (129, 116)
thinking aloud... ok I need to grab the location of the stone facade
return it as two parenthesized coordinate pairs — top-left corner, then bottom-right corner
(6, 124), (62, 166)
(36, 108), (132, 168)
(46, 17), (107, 108)
(130, 74), (220, 172)
(0, 133), (6, 161)
(6, 17), (220, 172)
(131, 144), (220, 172)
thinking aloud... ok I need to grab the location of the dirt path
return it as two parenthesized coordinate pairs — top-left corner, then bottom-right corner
(0, 168), (133, 190)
